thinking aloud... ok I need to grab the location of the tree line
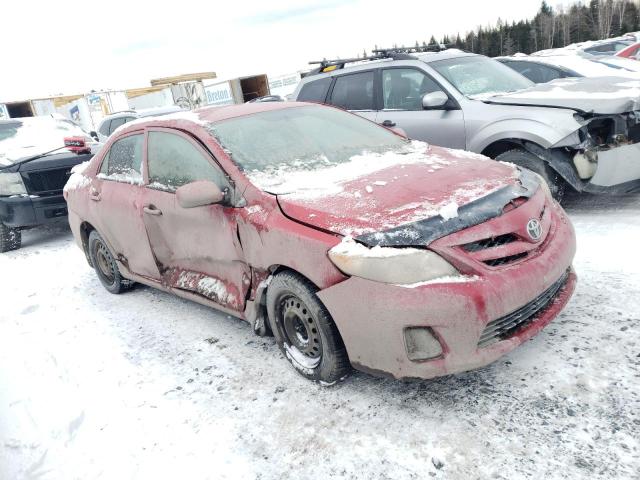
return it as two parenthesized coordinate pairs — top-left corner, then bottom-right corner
(366, 0), (640, 58)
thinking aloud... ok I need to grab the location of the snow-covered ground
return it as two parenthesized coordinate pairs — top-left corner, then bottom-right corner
(1, 192), (639, 480)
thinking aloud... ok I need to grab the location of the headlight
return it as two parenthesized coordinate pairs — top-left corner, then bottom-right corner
(328, 236), (460, 284)
(0, 172), (27, 196)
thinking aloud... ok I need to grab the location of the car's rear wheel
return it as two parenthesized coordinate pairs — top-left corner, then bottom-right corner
(495, 149), (565, 202)
(88, 230), (132, 294)
(266, 271), (350, 384)
(0, 223), (21, 253)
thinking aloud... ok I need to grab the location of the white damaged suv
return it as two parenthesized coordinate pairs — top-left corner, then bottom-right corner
(293, 48), (640, 200)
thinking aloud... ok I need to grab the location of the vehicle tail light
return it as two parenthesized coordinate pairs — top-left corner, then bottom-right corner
(64, 136), (91, 154)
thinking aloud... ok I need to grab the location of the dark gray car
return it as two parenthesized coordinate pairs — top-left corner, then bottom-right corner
(293, 48), (640, 199)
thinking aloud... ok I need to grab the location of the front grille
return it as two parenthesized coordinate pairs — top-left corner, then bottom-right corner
(483, 252), (528, 267)
(462, 233), (518, 253)
(478, 270), (569, 348)
(23, 168), (71, 195)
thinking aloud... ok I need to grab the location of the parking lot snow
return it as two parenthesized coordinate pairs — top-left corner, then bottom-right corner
(1, 193), (639, 480)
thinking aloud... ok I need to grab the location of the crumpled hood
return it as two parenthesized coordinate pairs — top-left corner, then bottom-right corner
(275, 144), (524, 239)
(485, 76), (640, 114)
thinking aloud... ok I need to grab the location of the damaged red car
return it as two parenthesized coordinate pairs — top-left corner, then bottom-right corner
(64, 102), (577, 383)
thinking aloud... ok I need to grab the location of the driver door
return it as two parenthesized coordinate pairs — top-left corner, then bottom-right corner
(140, 127), (250, 312)
(375, 67), (466, 149)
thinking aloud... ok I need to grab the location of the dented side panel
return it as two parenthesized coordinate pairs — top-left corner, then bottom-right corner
(139, 187), (250, 312)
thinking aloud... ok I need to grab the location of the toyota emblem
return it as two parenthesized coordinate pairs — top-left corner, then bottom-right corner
(526, 219), (543, 241)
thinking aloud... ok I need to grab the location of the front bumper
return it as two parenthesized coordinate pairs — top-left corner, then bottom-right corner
(317, 199), (577, 380)
(0, 194), (68, 228)
(584, 142), (640, 194)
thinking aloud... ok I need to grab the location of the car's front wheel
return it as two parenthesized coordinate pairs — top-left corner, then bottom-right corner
(88, 230), (133, 294)
(0, 223), (21, 253)
(266, 271), (350, 384)
(496, 149), (565, 202)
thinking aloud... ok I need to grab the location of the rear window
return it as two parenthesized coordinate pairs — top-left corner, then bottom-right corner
(98, 119), (111, 136)
(297, 78), (332, 103)
(329, 72), (375, 110)
(108, 117), (127, 135)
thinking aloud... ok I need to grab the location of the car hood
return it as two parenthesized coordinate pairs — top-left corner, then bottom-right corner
(267, 142), (535, 244)
(484, 76), (640, 114)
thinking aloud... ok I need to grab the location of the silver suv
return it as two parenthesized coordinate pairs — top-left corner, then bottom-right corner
(293, 48), (640, 199)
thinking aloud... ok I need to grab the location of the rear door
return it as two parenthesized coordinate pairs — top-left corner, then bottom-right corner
(325, 71), (378, 122)
(375, 67), (466, 149)
(90, 131), (161, 279)
(140, 128), (250, 312)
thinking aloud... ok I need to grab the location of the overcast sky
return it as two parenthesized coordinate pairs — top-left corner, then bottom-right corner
(1, 0), (548, 101)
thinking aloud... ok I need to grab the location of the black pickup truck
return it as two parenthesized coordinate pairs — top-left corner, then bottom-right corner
(0, 117), (100, 252)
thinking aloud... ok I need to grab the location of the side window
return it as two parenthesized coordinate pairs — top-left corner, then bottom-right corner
(121, 116), (136, 124)
(147, 131), (228, 192)
(382, 69), (445, 110)
(329, 72), (374, 110)
(98, 134), (143, 183)
(108, 117), (127, 135)
(297, 78), (332, 102)
(98, 120), (111, 136)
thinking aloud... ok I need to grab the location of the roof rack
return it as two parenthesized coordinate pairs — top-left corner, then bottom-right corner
(307, 45), (453, 76)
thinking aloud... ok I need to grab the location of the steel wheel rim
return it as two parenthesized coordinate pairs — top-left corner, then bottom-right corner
(95, 241), (116, 284)
(278, 294), (322, 368)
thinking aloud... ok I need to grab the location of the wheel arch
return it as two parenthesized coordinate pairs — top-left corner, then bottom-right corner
(481, 139), (528, 159)
(79, 221), (97, 266)
(251, 264), (345, 338)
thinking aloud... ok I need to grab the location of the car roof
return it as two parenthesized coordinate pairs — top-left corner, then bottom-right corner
(100, 106), (184, 122)
(414, 49), (478, 63)
(300, 48), (478, 82)
(194, 101), (309, 123)
(114, 101), (313, 134)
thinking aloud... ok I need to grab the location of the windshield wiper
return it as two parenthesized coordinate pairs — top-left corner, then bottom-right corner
(0, 145), (71, 171)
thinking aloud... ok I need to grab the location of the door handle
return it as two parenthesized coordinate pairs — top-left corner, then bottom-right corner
(143, 205), (162, 216)
(381, 120), (396, 127)
(89, 188), (101, 201)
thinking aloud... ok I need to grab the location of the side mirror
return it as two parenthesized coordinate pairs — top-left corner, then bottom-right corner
(176, 180), (225, 208)
(89, 131), (99, 141)
(422, 91), (449, 109)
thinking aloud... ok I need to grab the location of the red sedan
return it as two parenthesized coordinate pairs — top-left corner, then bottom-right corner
(616, 41), (640, 59)
(64, 102), (577, 383)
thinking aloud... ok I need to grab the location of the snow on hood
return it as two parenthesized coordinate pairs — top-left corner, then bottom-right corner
(247, 140), (443, 196)
(485, 77), (640, 114)
(273, 143), (520, 237)
(0, 117), (95, 166)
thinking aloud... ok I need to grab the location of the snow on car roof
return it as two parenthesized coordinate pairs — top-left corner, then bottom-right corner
(112, 102), (313, 136)
(416, 49), (477, 63)
(507, 54), (640, 78)
(533, 35), (635, 56)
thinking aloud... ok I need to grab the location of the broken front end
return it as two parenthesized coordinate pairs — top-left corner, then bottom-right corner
(552, 111), (640, 194)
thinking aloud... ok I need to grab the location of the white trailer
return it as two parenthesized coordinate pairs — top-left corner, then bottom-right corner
(203, 74), (270, 106)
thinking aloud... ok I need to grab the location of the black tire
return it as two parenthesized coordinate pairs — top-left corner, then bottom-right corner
(266, 271), (350, 384)
(495, 148), (565, 202)
(0, 223), (21, 253)
(88, 230), (132, 294)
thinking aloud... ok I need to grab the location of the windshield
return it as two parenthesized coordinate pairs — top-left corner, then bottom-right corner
(207, 105), (408, 174)
(0, 117), (89, 166)
(431, 56), (534, 98)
